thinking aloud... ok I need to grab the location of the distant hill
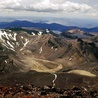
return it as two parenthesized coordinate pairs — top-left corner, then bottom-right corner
(0, 20), (98, 33)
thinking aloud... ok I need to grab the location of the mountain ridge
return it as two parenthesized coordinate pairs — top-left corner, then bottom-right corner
(0, 20), (98, 33)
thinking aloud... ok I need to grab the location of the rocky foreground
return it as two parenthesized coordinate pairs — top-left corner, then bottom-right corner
(0, 84), (98, 98)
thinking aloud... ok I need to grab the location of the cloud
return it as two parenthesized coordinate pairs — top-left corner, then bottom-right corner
(0, 0), (22, 10)
(26, 1), (93, 13)
(87, 12), (98, 17)
(0, 0), (93, 13)
(61, 1), (92, 12)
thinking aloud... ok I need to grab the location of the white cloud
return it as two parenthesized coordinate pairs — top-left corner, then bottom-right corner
(61, 1), (92, 12)
(0, 0), (22, 10)
(27, 1), (92, 13)
(0, 0), (93, 13)
(87, 12), (97, 17)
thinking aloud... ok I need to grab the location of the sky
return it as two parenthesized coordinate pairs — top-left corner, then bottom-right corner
(0, 0), (98, 27)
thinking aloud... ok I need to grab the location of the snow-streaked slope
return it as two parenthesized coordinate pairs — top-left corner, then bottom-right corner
(0, 29), (30, 52)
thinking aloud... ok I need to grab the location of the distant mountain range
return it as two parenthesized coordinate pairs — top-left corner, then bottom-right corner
(0, 20), (98, 33)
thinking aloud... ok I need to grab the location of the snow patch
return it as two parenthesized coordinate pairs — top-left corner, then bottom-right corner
(20, 48), (23, 51)
(55, 48), (57, 51)
(39, 47), (42, 53)
(32, 32), (35, 35)
(16, 42), (20, 46)
(2, 43), (15, 52)
(0, 30), (9, 40)
(10, 48), (15, 52)
(24, 39), (29, 47)
(69, 58), (72, 61)
(8, 30), (12, 32)
(0, 30), (16, 52)
(5, 60), (7, 63)
(38, 31), (43, 35)
(8, 33), (13, 39)
(3, 31), (9, 40)
(82, 86), (88, 91)
(7, 41), (14, 48)
(46, 29), (49, 33)
(51, 47), (53, 49)
(2, 43), (9, 48)
(21, 36), (23, 39)
(0, 30), (17, 42)
(13, 33), (17, 41)
(20, 39), (29, 51)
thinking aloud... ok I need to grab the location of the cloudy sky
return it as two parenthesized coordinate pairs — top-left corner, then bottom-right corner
(0, 0), (98, 27)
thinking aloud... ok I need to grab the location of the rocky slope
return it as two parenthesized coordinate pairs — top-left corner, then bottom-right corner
(0, 28), (98, 75)
(0, 28), (65, 73)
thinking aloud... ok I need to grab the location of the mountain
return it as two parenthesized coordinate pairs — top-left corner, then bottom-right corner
(0, 20), (68, 32)
(0, 20), (98, 32)
(0, 27), (98, 92)
(61, 29), (94, 39)
(0, 27), (98, 73)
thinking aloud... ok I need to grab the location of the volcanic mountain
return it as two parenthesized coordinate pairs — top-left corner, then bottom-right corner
(0, 27), (98, 89)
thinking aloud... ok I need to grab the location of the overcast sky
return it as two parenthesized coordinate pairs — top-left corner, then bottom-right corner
(0, 0), (98, 27)
(0, 0), (97, 18)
